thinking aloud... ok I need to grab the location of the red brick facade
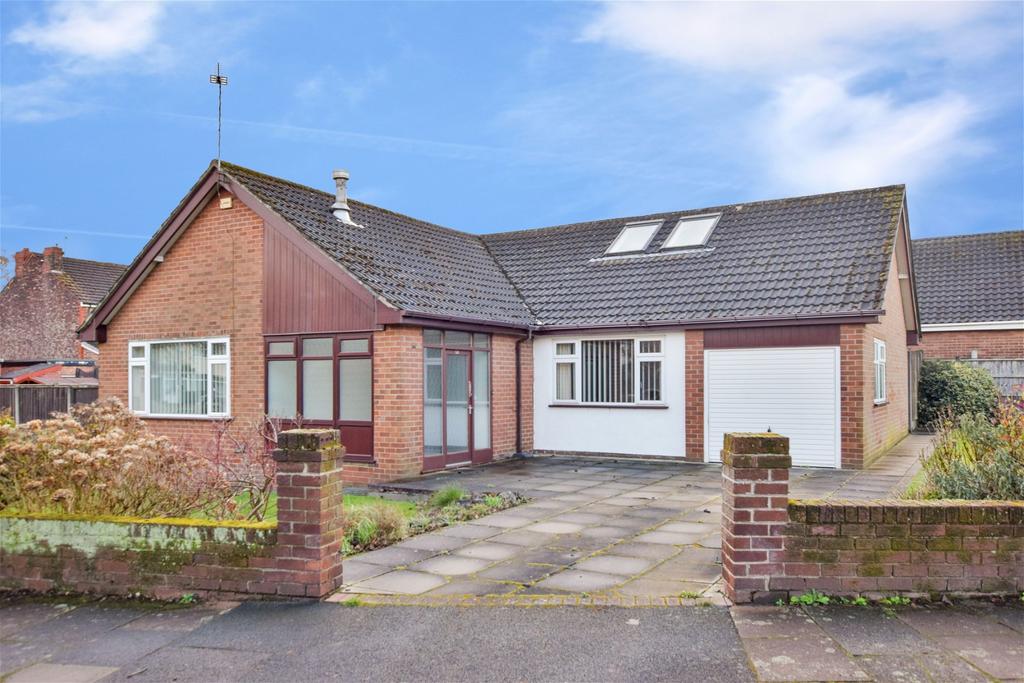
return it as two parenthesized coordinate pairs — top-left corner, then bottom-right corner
(919, 329), (1024, 360)
(95, 191), (531, 485)
(721, 433), (1024, 603)
(0, 248), (89, 360)
(97, 192), (266, 445)
(684, 330), (705, 462)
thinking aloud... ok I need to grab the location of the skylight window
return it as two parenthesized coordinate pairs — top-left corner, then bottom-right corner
(662, 214), (720, 250)
(606, 220), (662, 255)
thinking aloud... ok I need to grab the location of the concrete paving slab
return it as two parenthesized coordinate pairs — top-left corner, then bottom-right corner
(394, 533), (471, 552)
(454, 541), (521, 561)
(528, 521), (584, 534)
(467, 514), (533, 529)
(50, 630), (181, 667)
(486, 529), (550, 547)
(731, 606), (825, 639)
(607, 541), (680, 561)
(534, 569), (624, 593)
(351, 570), (447, 594)
(6, 663), (118, 683)
(574, 555), (654, 576)
(118, 607), (224, 632)
(477, 561), (557, 584)
(352, 545), (436, 567)
(742, 636), (871, 681)
(422, 580), (521, 596)
(433, 524), (501, 540)
(897, 606), (1020, 637)
(933, 633), (1024, 680)
(413, 555), (494, 576)
(0, 602), (73, 639)
(853, 653), (988, 683)
(807, 606), (939, 655)
(634, 530), (704, 545)
(579, 525), (632, 539)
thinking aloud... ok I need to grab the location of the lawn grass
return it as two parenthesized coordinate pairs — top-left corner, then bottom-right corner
(226, 492), (416, 522)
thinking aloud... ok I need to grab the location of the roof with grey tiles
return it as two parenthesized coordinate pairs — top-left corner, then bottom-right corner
(61, 257), (126, 305)
(224, 163), (534, 326)
(483, 187), (905, 326)
(911, 230), (1024, 325)
(225, 162), (906, 328)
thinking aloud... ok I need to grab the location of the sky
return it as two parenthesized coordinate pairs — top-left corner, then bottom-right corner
(1, 1), (1022, 274)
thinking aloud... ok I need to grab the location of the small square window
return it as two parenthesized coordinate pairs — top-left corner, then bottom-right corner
(130, 346), (146, 359)
(268, 341), (294, 356)
(302, 338), (333, 356)
(606, 220), (662, 255)
(555, 342), (575, 356)
(423, 329), (443, 345)
(639, 340), (661, 354)
(340, 339), (369, 354)
(211, 341), (228, 356)
(473, 334), (490, 349)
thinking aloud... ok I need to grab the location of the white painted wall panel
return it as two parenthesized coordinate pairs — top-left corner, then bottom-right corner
(532, 332), (686, 457)
(705, 346), (840, 468)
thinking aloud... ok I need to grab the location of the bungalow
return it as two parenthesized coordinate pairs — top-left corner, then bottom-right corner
(912, 231), (1024, 361)
(80, 161), (921, 483)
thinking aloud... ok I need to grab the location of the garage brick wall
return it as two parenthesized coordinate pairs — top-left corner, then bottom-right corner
(684, 330), (704, 462)
(918, 329), (1024, 360)
(862, 253), (911, 464)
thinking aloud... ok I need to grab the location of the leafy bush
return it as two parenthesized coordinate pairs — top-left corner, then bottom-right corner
(0, 399), (232, 517)
(912, 402), (1024, 500)
(428, 485), (467, 509)
(918, 359), (999, 428)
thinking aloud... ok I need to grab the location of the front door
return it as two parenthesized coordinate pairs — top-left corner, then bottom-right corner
(423, 335), (492, 471)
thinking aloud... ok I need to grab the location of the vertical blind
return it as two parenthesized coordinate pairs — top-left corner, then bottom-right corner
(150, 341), (207, 415)
(581, 339), (634, 403)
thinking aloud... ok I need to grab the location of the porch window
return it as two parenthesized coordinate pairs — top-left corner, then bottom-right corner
(552, 337), (663, 406)
(127, 338), (230, 417)
(265, 334), (373, 427)
(874, 339), (886, 404)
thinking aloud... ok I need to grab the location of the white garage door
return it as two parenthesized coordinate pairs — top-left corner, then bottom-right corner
(705, 346), (840, 468)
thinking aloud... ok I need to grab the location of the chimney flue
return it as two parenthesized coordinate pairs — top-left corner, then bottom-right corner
(42, 245), (64, 273)
(331, 169), (354, 224)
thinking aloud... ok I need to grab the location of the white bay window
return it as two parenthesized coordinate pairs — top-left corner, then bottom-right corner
(128, 338), (230, 417)
(553, 337), (664, 406)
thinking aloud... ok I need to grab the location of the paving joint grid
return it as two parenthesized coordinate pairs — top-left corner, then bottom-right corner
(342, 457), (726, 598)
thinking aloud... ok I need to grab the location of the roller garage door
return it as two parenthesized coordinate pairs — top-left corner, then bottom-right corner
(704, 346), (840, 468)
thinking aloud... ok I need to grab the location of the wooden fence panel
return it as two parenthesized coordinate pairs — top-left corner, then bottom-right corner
(960, 359), (1024, 397)
(0, 386), (100, 424)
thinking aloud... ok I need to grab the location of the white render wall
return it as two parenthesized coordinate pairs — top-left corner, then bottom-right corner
(532, 331), (686, 457)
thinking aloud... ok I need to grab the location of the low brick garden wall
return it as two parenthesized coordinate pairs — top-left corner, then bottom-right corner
(0, 429), (345, 600)
(720, 433), (1024, 604)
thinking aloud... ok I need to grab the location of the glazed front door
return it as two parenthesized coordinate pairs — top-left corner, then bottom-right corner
(423, 344), (492, 471)
(443, 350), (471, 466)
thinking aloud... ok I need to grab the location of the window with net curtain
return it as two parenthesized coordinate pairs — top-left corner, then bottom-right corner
(553, 338), (663, 405)
(128, 339), (229, 416)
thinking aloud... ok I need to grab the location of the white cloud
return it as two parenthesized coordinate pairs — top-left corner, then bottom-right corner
(0, 77), (89, 123)
(9, 1), (165, 62)
(582, 2), (1006, 77)
(758, 75), (982, 191)
(578, 1), (1015, 193)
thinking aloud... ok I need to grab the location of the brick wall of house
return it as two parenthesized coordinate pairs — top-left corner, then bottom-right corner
(97, 192), (266, 446)
(862, 254), (911, 464)
(919, 329), (1024, 360)
(684, 330), (704, 462)
(0, 249), (84, 359)
(519, 337), (534, 452)
(838, 324), (866, 468)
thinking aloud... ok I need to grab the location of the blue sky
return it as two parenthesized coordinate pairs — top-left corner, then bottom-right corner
(1, 1), (1022, 273)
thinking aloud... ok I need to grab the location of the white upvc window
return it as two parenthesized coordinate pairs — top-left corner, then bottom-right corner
(552, 337), (664, 406)
(128, 338), (230, 418)
(873, 338), (886, 404)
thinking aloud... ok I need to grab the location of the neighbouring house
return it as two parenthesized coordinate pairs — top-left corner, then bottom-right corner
(80, 161), (922, 483)
(0, 246), (126, 385)
(912, 230), (1024, 395)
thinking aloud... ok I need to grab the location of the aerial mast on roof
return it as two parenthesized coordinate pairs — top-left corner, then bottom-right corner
(209, 63), (229, 171)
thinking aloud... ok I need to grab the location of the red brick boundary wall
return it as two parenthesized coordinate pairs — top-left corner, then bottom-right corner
(720, 432), (1024, 604)
(0, 429), (344, 600)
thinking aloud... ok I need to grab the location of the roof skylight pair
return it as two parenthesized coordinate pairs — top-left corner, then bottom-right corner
(605, 214), (720, 256)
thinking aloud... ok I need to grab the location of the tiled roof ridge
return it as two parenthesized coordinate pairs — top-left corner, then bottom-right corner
(484, 184), (906, 240)
(220, 160), (483, 242)
(912, 229), (1023, 243)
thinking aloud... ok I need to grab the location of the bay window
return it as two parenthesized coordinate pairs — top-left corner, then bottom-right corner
(552, 337), (663, 406)
(127, 338), (230, 417)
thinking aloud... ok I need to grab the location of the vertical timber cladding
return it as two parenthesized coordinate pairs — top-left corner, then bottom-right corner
(704, 325), (842, 468)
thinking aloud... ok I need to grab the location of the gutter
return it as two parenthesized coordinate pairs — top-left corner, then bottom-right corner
(535, 310), (884, 333)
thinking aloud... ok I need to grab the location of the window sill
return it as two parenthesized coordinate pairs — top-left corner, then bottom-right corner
(134, 413), (232, 421)
(548, 403), (668, 410)
(873, 400), (889, 407)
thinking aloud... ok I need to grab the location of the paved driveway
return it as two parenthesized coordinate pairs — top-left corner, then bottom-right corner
(338, 435), (930, 604)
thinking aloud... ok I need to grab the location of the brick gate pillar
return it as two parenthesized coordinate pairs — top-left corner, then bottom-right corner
(720, 432), (791, 604)
(272, 429), (345, 598)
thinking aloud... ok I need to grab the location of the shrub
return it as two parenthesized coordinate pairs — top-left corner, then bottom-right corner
(918, 359), (999, 428)
(428, 485), (467, 509)
(342, 502), (409, 553)
(0, 398), (232, 518)
(913, 402), (1024, 500)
